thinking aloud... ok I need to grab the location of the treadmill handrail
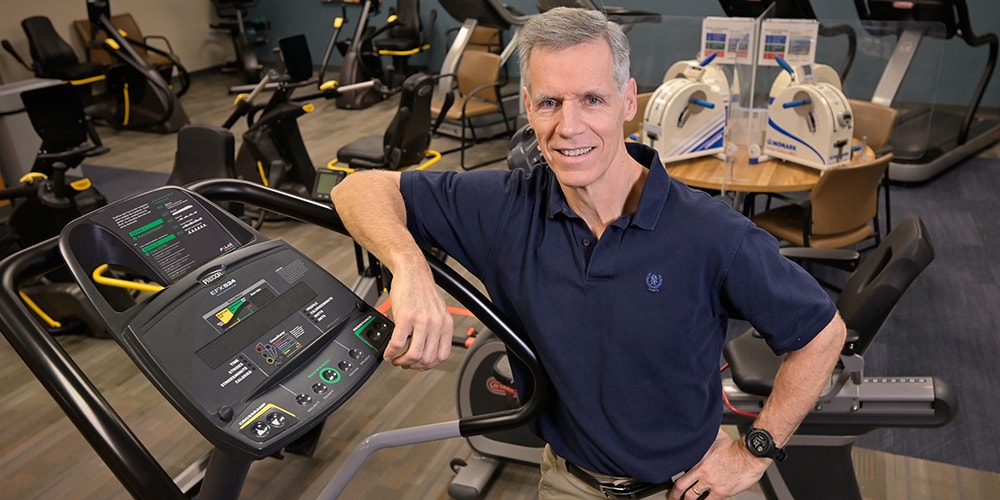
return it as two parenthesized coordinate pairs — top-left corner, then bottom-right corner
(949, 0), (997, 144)
(0, 240), (186, 500)
(186, 178), (552, 437)
(855, 0), (998, 145)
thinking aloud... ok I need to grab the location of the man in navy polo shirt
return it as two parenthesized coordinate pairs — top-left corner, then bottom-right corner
(332, 7), (846, 499)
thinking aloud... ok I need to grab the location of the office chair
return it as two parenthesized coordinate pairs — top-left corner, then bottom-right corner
(432, 50), (513, 170)
(332, 72), (443, 171)
(372, 0), (436, 88)
(6, 16), (106, 82)
(849, 98), (898, 234)
(751, 154), (892, 249)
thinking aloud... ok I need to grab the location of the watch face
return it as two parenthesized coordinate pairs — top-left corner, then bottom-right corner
(749, 431), (770, 454)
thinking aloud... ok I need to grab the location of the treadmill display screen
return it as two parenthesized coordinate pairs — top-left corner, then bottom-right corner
(91, 189), (242, 282)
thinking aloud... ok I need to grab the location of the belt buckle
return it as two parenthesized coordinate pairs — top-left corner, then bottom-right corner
(597, 481), (646, 498)
(597, 478), (671, 499)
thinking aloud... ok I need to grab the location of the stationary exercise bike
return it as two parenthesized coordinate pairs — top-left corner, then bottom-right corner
(1, 83), (113, 338)
(222, 34), (375, 214)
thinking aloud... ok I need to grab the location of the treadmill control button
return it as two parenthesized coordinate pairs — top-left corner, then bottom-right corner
(338, 360), (353, 372)
(312, 383), (328, 394)
(320, 368), (340, 384)
(252, 421), (270, 438)
(296, 393), (313, 405)
(267, 412), (287, 428)
(366, 328), (385, 343)
(349, 348), (364, 360)
(218, 406), (234, 422)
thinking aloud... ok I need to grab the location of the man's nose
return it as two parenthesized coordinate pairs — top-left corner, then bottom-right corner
(555, 103), (584, 136)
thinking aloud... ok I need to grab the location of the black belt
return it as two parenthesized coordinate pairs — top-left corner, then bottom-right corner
(565, 461), (674, 499)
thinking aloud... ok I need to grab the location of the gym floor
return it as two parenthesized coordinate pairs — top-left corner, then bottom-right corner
(0, 70), (998, 499)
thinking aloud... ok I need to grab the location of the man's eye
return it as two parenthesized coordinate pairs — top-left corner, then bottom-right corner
(587, 96), (602, 105)
(539, 99), (557, 108)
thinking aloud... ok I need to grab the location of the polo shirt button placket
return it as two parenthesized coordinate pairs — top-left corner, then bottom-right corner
(582, 238), (592, 247)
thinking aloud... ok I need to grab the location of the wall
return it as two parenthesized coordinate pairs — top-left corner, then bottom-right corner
(0, 0), (233, 84)
(251, 0), (999, 108)
(1, 0), (996, 108)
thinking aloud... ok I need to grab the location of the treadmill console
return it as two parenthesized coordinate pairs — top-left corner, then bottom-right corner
(59, 186), (393, 458)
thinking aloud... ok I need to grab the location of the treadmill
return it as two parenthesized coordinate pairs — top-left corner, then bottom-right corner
(854, 0), (999, 182)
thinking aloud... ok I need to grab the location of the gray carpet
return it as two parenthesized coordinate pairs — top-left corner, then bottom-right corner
(853, 156), (1000, 473)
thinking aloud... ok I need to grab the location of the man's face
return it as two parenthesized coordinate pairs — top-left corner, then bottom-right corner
(523, 38), (637, 189)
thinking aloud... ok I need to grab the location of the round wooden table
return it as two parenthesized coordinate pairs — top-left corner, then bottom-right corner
(663, 143), (876, 193)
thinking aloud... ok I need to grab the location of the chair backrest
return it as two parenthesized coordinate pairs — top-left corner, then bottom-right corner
(168, 125), (236, 186)
(21, 84), (90, 154)
(388, 0), (422, 39)
(457, 50), (502, 102)
(74, 14), (153, 65)
(836, 215), (934, 354)
(848, 98), (897, 152)
(21, 16), (81, 77)
(465, 26), (502, 53)
(809, 153), (891, 236)
(383, 73), (437, 168)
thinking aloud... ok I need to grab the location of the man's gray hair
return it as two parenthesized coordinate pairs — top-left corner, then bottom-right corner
(517, 7), (631, 93)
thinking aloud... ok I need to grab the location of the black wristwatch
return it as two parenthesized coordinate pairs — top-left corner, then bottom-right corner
(744, 428), (787, 462)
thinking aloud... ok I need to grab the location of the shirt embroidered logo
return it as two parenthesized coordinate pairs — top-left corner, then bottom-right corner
(646, 273), (664, 293)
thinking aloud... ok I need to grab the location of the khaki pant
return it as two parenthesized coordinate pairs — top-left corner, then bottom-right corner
(538, 444), (667, 499)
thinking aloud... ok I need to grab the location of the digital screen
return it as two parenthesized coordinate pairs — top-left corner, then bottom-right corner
(312, 169), (347, 202)
(91, 189), (242, 282)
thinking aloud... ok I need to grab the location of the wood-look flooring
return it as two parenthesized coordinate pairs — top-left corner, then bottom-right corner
(1, 70), (998, 499)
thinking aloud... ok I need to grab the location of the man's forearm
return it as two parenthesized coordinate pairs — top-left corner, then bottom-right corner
(330, 170), (426, 274)
(752, 313), (847, 447)
(331, 170), (453, 370)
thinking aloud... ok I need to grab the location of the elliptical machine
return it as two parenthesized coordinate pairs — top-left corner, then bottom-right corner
(84, 0), (190, 133)
(333, 0), (391, 109)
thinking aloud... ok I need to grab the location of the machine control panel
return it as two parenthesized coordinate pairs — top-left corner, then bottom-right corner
(59, 187), (393, 458)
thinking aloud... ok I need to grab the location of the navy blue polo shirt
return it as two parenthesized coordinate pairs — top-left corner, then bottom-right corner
(400, 143), (836, 483)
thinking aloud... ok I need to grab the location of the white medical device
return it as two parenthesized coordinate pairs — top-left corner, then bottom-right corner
(641, 53), (730, 163)
(764, 56), (854, 170)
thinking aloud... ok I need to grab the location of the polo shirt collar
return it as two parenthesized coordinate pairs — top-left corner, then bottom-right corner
(543, 142), (670, 231)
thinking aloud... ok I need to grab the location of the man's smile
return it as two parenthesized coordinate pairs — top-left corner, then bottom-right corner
(556, 147), (595, 157)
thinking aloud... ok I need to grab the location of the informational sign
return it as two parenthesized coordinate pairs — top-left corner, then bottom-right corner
(757, 18), (818, 67)
(701, 17), (755, 64)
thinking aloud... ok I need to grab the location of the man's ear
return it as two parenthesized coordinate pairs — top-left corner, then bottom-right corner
(623, 78), (638, 122)
(521, 87), (531, 113)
